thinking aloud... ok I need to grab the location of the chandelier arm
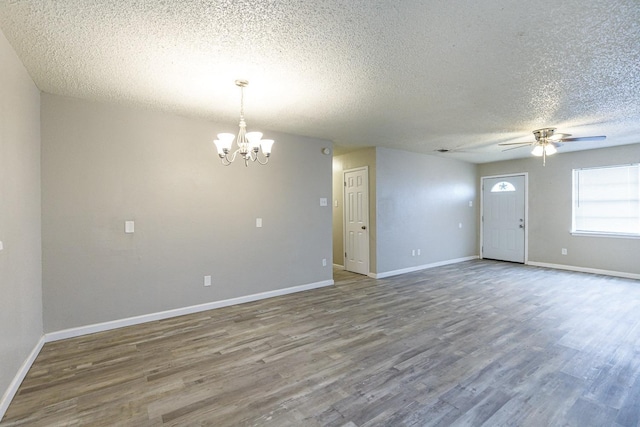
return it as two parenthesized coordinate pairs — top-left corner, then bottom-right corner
(220, 148), (241, 166)
(255, 152), (269, 165)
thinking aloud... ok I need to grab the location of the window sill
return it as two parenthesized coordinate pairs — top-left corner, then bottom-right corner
(570, 231), (640, 240)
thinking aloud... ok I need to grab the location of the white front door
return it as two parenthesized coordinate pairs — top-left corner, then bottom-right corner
(344, 167), (369, 275)
(482, 175), (526, 263)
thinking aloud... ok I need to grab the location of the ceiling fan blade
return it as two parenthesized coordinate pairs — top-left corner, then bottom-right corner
(559, 135), (606, 142)
(498, 141), (533, 146)
(502, 145), (530, 152)
(550, 133), (571, 140)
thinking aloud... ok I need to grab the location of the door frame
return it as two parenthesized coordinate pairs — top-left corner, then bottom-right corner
(480, 173), (529, 263)
(343, 166), (370, 275)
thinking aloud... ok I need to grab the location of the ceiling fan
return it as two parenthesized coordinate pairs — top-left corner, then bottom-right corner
(499, 128), (606, 166)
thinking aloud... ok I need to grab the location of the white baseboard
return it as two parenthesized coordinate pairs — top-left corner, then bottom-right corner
(527, 261), (640, 280)
(0, 336), (45, 420)
(370, 256), (479, 279)
(45, 279), (334, 342)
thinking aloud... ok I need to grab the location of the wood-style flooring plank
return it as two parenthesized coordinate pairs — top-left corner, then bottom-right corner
(2, 260), (640, 426)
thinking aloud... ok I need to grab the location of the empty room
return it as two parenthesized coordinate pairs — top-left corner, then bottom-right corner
(1, 1), (640, 426)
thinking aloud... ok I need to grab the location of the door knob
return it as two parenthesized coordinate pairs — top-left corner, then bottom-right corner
(361, 226), (367, 230)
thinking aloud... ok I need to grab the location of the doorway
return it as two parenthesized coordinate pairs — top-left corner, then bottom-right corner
(481, 174), (527, 263)
(343, 167), (370, 275)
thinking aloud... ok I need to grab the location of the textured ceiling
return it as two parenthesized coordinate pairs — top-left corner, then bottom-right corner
(1, 0), (639, 163)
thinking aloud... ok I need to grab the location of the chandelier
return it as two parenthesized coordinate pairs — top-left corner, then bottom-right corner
(213, 80), (274, 166)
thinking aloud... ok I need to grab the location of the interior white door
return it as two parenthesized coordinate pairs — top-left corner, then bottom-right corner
(344, 168), (370, 275)
(482, 175), (526, 263)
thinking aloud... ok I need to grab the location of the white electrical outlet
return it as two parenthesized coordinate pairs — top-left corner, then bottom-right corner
(561, 248), (567, 255)
(412, 249), (415, 256)
(256, 218), (262, 228)
(417, 249), (421, 255)
(125, 220), (135, 233)
(320, 198), (328, 206)
(469, 201), (473, 207)
(204, 275), (212, 287)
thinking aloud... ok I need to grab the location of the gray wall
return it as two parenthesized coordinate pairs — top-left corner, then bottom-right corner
(41, 94), (333, 332)
(375, 148), (478, 274)
(332, 148), (377, 270)
(0, 30), (42, 402)
(478, 144), (640, 275)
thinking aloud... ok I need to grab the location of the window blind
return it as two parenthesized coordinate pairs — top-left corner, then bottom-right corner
(573, 164), (640, 235)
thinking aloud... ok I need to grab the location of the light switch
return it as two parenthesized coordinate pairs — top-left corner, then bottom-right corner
(125, 221), (135, 233)
(469, 201), (473, 207)
(256, 218), (262, 228)
(0, 240), (3, 251)
(320, 198), (328, 206)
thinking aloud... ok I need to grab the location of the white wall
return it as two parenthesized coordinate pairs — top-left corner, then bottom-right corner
(0, 29), (42, 411)
(41, 94), (333, 332)
(375, 148), (478, 274)
(478, 144), (640, 276)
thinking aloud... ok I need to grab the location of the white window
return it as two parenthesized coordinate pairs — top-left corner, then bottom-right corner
(572, 164), (640, 236)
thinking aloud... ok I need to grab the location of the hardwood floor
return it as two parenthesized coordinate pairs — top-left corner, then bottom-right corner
(3, 260), (640, 426)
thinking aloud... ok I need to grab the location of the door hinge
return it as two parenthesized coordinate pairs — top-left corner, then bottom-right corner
(344, 181), (347, 187)
(345, 252), (347, 257)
